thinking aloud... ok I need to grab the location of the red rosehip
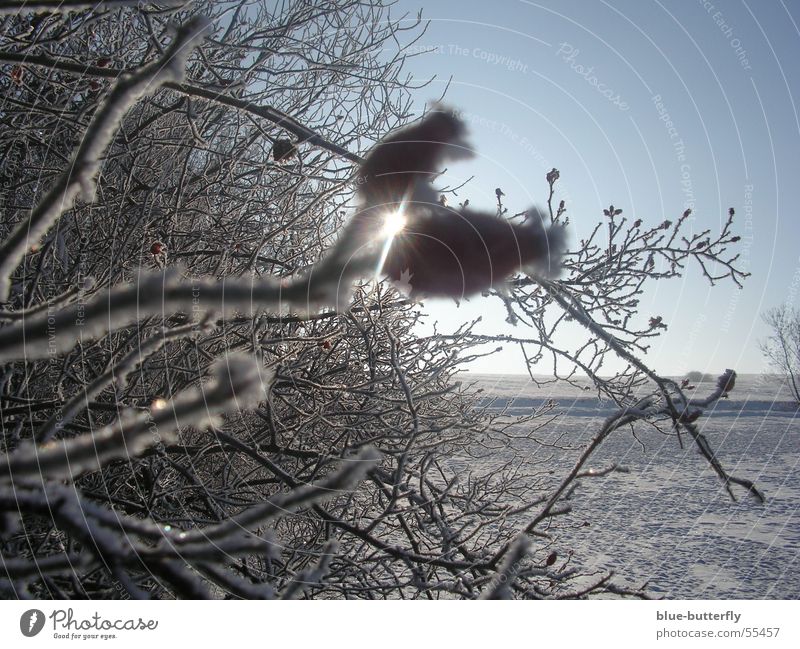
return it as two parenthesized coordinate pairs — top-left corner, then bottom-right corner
(10, 65), (23, 85)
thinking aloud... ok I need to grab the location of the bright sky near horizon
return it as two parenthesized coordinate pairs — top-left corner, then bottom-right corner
(384, 0), (800, 376)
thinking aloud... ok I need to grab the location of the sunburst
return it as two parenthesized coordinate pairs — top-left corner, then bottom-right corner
(375, 198), (408, 278)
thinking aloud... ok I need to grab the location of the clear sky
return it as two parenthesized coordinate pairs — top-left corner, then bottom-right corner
(384, 0), (800, 376)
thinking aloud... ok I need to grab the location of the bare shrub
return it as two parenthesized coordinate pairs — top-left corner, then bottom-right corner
(760, 306), (800, 404)
(0, 1), (760, 600)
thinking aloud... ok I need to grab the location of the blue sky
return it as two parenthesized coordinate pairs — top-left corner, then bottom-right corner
(384, 0), (800, 375)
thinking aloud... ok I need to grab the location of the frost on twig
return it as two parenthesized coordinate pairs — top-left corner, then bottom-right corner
(173, 447), (380, 544)
(0, 15), (211, 301)
(0, 1), (183, 14)
(279, 540), (339, 599)
(36, 322), (209, 443)
(0, 246), (377, 361)
(480, 536), (531, 599)
(528, 274), (763, 503)
(0, 354), (264, 483)
(1, 446), (379, 599)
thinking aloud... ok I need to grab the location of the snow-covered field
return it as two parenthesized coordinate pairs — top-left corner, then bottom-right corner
(462, 373), (800, 598)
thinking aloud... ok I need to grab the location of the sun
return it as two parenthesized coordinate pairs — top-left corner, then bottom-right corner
(381, 208), (407, 237)
(376, 206), (407, 277)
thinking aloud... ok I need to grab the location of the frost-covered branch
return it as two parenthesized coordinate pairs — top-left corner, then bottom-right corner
(174, 447), (379, 544)
(36, 321), (207, 443)
(1, 354), (263, 483)
(0, 240), (378, 361)
(0, 1), (181, 13)
(0, 50), (365, 165)
(0, 15), (211, 301)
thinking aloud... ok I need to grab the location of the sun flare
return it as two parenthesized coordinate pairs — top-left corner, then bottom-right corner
(381, 209), (407, 237)
(376, 207), (407, 277)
